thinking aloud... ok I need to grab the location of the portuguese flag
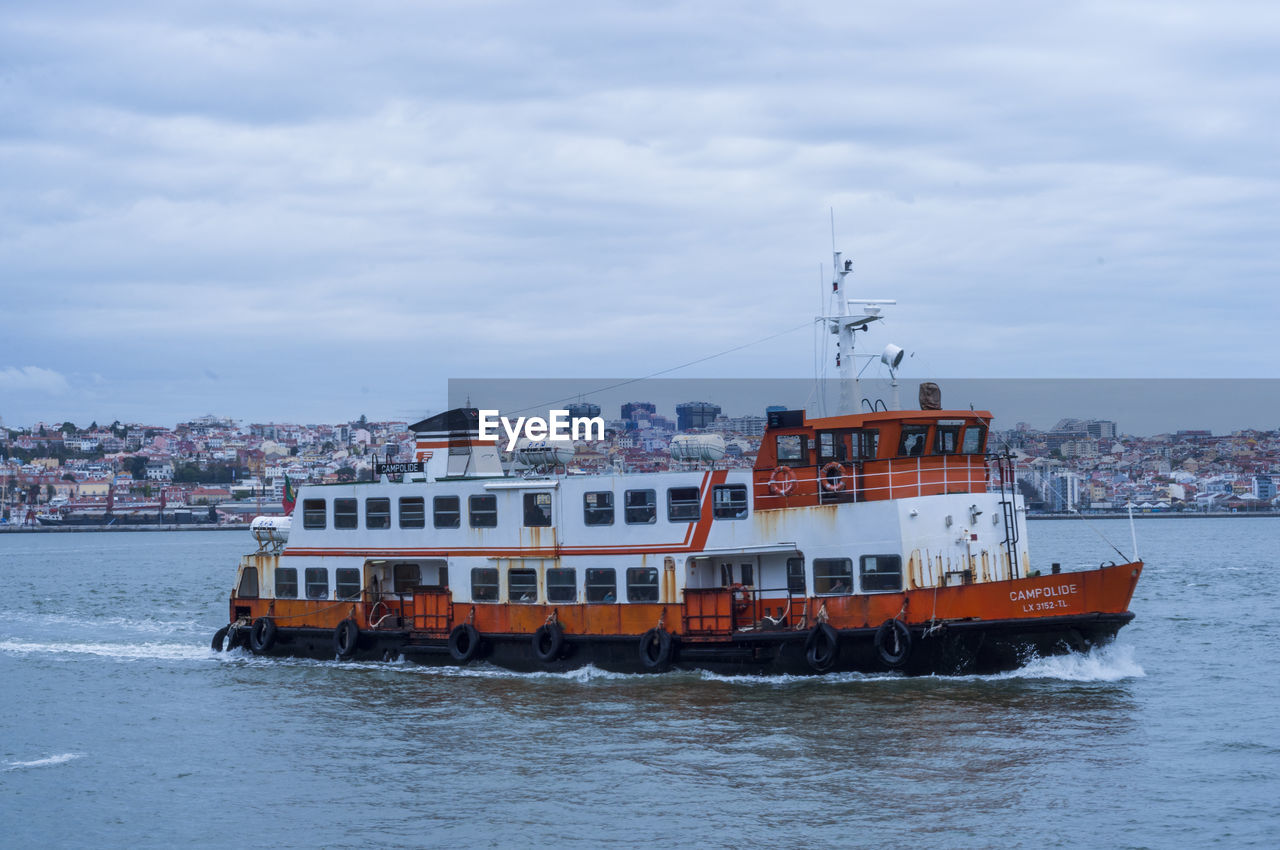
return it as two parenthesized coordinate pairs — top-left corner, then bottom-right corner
(282, 474), (298, 515)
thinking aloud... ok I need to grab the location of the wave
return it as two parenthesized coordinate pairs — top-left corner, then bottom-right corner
(0, 639), (209, 662)
(3, 752), (84, 771)
(2, 610), (204, 636)
(995, 643), (1145, 682)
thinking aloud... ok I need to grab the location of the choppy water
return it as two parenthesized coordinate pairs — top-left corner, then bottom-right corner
(1, 521), (1277, 848)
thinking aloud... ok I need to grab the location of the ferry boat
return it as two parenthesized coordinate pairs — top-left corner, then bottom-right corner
(212, 252), (1142, 675)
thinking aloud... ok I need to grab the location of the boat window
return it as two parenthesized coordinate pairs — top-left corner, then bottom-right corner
(305, 567), (329, 600)
(898, 426), (930, 457)
(399, 497), (425, 529)
(624, 489), (656, 525)
(366, 497), (391, 529)
(336, 568), (361, 600)
(302, 499), (326, 530)
(817, 432), (848, 462)
(509, 569), (538, 603)
(775, 434), (808, 467)
(786, 557), (806, 595)
(667, 487), (701, 522)
(547, 568), (576, 603)
(935, 421), (963, 455)
(471, 567), (498, 601)
(712, 484), (748, 519)
(334, 498), (358, 529)
(393, 563), (421, 593)
(854, 429), (879, 460)
(433, 496), (460, 528)
(585, 568), (617, 603)
(962, 423), (987, 455)
(813, 558), (853, 595)
(275, 567), (298, 598)
(469, 495), (497, 528)
(583, 491), (614, 526)
(860, 555), (903, 592)
(237, 567), (259, 599)
(523, 492), (552, 527)
(739, 563), (754, 586)
(626, 567), (659, 602)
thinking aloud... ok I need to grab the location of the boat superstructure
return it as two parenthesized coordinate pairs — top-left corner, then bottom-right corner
(213, 252), (1142, 675)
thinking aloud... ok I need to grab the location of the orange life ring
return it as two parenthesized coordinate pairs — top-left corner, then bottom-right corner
(768, 466), (798, 496)
(820, 462), (847, 492)
(729, 583), (752, 613)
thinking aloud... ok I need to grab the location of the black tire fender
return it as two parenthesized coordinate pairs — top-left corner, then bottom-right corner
(638, 628), (673, 671)
(249, 617), (277, 653)
(531, 623), (564, 663)
(333, 618), (360, 659)
(448, 624), (481, 663)
(211, 625), (230, 652)
(874, 618), (912, 669)
(804, 623), (839, 672)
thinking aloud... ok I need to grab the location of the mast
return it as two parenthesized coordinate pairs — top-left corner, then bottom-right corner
(821, 249), (896, 414)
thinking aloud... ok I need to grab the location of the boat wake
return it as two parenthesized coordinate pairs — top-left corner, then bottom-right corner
(3, 752), (84, 772)
(0, 638), (209, 662)
(994, 643), (1145, 682)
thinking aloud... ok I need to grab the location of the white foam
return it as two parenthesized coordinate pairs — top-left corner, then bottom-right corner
(4, 752), (84, 771)
(996, 643), (1145, 682)
(0, 639), (208, 662)
(2, 610), (203, 635)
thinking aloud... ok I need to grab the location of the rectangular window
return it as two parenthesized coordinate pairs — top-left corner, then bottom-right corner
(547, 568), (576, 603)
(776, 434), (807, 466)
(523, 492), (552, 527)
(583, 491), (614, 526)
(237, 567), (259, 599)
(712, 484), (748, 519)
(855, 430), (879, 460)
(667, 487), (701, 522)
(739, 563), (754, 586)
(366, 497), (391, 529)
(898, 426), (930, 457)
(585, 568), (617, 603)
(305, 567), (329, 600)
(817, 431), (848, 462)
(302, 499), (326, 530)
(471, 567), (498, 602)
(509, 568), (538, 603)
(393, 563), (421, 593)
(469, 495), (497, 528)
(786, 557), (806, 595)
(275, 567), (298, 598)
(334, 498), (358, 529)
(962, 424), (987, 455)
(336, 568), (361, 600)
(399, 497), (425, 529)
(624, 489), (656, 525)
(813, 558), (853, 595)
(935, 422), (964, 455)
(860, 555), (903, 592)
(433, 496), (460, 528)
(626, 566), (659, 602)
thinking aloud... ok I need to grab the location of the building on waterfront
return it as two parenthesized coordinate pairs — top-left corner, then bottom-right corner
(676, 402), (721, 431)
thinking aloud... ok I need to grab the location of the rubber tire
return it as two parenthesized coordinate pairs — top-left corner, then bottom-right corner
(638, 628), (673, 671)
(875, 618), (912, 669)
(532, 623), (564, 663)
(211, 625), (230, 652)
(804, 623), (839, 672)
(227, 625), (245, 651)
(249, 617), (277, 653)
(334, 618), (360, 659)
(448, 624), (481, 663)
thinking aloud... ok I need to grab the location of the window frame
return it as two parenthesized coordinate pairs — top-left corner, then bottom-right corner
(546, 568), (577, 603)
(626, 566), (659, 602)
(304, 567), (329, 600)
(237, 567), (259, 599)
(667, 486), (702, 522)
(333, 498), (358, 529)
(468, 494), (497, 528)
(860, 554), (903, 593)
(365, 497), (391, 529)
(583, 491), (614, 526)
(433, 495), (460, 529)
(335, 567), (362, 600)
(585, 567), (617, 603)
(508, 568), (538, 603)
(962, 423), (988, 455)
(935, 421), (964, 456)
(392, 563), (421, 594)
(471, 567), (499, 602)
(302, 499), (326, 530)
(624, 489), (657, 525)
(897, 425), (930, 458)
(854, 429), (880, 460)
(712, 484), (748, 520)
(775, 434), (808, 467)
(523, 491), (553, 527)
(398, 496), (426, 529)
(275, 567), (298, 599)
(786, 557), (806, 595)
(813, 558), (854, 595)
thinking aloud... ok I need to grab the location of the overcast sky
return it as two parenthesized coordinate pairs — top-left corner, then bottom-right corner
(2, 1), (1277, 429)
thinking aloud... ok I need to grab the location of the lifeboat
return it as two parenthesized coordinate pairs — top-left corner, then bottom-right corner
(212, 252), (1142, 675)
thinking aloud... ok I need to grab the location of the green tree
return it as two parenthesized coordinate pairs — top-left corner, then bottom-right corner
(45, 484), (55, 500)
(61, 422), (76, 434)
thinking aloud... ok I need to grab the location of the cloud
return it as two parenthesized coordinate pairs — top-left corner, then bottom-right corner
(0, 366), (71, 395)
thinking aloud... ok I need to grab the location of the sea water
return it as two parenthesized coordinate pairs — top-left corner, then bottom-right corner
(1, 520), (1277, 848)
